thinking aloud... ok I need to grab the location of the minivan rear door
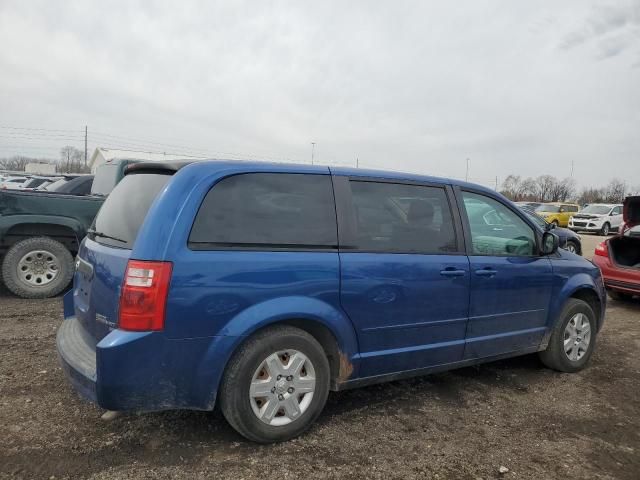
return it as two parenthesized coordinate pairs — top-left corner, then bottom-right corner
(73, 172), (172, 344)
(334, 176), (470, 378)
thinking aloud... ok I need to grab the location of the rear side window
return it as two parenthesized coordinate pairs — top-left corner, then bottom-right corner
(189, 173), (337, 249)
(92, 173), (171, 248)
(348, 181), (457, 253)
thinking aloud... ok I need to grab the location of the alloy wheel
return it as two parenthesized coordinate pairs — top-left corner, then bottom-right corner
(249, 350), (316, 426)
(17, 250), (60, 287)
(563, 313), (591, 361)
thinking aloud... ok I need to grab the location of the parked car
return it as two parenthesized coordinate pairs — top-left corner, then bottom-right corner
(592, 196), (640, 300)
(47, 175), (94, 195)
(40, 175), (79, 192)
(568, 203), (623, 236)
(19, 175), (62, 191)
(534, 203), (580, 227)
(0, 176), (29, 189)
(519, 207), (582, 254)
(57, 161), (606, 443)
(0, 160), (137, 298)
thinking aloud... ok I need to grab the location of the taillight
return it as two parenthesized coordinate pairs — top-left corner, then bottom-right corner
(594, 241), (609, 257)
(119, 260), (173, 331)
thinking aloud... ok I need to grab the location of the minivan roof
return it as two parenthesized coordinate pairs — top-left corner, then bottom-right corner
(124, 159), (500, 196)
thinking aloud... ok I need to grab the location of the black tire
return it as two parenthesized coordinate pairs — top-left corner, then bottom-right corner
(552, 220), (559, 227)
(608, 290), (632, 301)
(564, 240), (579, 255)
(219, 325), (330, 443)
(600, 222), (610, 236)
(1, 237), (74, 299)
(539, 298), (597, 373)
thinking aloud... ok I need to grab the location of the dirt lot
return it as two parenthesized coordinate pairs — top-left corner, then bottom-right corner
(1, 234), (639, 479)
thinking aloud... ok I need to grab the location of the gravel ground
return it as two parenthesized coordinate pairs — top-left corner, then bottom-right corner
(1, 236), (639, 479)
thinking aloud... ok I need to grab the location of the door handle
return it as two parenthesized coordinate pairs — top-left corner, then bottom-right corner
(475, 268), (497, 277)
(440, 268), (466, 277)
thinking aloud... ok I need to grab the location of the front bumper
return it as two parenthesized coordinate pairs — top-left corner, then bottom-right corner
(569, 220), (604, 231)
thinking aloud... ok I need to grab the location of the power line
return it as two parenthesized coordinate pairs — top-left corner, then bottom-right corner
(0, 125), (83, 133)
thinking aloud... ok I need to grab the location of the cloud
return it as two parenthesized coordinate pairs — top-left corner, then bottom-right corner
(559, 0), (640, 55)
(0, 1), (638, 188)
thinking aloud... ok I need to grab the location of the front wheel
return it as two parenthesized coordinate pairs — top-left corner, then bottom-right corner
(564, 240), (579, 254)
(219, 325), (330, 443)
(600, 222), (610, 236)
(1, 237), (75, 299)
(539, 299), (596, 373)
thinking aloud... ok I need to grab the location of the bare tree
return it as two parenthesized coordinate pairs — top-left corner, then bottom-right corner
(549, 177), (576, 202)
(59, 146), (85, 173)
(603, 179), (626, 203)
(577, 187), (605, 205)
(0, 155), (31, 171)
(500, 175), (522, 200)
(535, 175), (556, 202)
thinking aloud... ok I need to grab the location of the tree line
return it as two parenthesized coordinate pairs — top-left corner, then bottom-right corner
(0, 146), (89, 173)
(500, 174), (635, 205)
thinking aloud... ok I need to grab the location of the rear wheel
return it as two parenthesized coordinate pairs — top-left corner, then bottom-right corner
(600, 222), (610, 236)
(539, 299), (596, 373)
(552, 220), (559, 227)
(219, 325), (330, 443)
(1, 237), (74, 299)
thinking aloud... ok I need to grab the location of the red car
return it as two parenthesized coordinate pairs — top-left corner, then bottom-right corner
(593, 196), (640, 300)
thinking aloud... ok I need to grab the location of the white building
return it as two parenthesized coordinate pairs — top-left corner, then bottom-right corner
(89, 147), (205, 173)
(25, 162), (57, 175)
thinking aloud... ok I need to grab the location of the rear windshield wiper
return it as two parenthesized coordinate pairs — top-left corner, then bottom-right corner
(86, 228), (127, 244)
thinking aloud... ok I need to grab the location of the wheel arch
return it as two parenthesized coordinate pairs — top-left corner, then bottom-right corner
(194, 296), (360, 409)
(1, 216), (84, 253)
(570, 287), (603, 331)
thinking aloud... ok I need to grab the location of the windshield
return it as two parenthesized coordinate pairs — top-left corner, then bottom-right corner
(91, 173), (171, 248)
(535, 204), (561, 213)
(45, 178), (69, 191)
(580, 205), (611, 215)
(91, 164), (120, 195)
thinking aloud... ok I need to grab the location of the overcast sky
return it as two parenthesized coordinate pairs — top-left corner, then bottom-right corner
(1, 0), (639, 188)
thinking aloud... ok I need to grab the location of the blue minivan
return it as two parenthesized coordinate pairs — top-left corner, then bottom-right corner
(57, 161), (606, 442)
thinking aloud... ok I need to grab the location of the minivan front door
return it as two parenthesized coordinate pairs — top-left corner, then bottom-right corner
(334, 177), (470, 378)
(459, 190), (553, 359)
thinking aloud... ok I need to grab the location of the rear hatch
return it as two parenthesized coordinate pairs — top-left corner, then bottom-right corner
(73, 172), (172, 345)
(623, 196), (640, 231)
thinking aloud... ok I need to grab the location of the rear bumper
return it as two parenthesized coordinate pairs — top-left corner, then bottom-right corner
(592, 255), (640, 294)
(56, 316), (98, 403)
(57, 314), (240, 412)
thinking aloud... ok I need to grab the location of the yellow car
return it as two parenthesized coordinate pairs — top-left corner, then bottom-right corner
(534, 203), (580, 227)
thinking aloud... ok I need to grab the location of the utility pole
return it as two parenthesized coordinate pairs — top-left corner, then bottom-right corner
(570, 160), (574, 178)
(311, 142), (316, 165)
(495, 176), (498, 191)
(465, 158), (470, 182)
(84, 125), (88, 168)
(356, 157), (359, 168)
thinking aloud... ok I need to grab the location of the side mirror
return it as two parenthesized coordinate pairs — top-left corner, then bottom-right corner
(541, 231), (559, 255)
